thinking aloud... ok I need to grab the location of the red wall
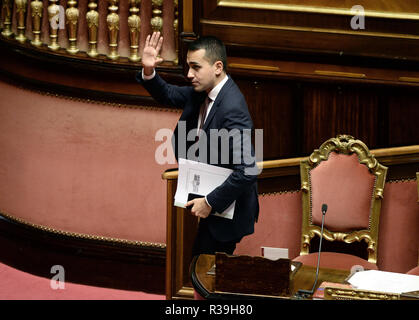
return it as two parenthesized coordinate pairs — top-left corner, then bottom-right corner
(0, 80), (179, 244)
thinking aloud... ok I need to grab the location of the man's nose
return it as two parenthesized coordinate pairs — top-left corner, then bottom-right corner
(187, 68), (194, 79)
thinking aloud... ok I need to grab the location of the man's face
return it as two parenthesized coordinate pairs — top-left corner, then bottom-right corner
(186, 49), (222, 93)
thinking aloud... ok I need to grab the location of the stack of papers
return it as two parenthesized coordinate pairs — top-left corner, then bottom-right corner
(174, 158), (235, 219)
(348, 270), (419, 294)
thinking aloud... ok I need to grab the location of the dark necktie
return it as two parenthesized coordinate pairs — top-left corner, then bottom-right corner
(195, 96), (211, 143)
(198, 96), (211, 130)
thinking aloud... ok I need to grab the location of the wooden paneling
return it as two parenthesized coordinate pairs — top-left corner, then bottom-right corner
(165, 178), (199, 299)
(387, 88), (419, 147)
(234, 77), (298, 159)
(195, 0), (419, 160)
(200, 0), (419, 62)
(216, 0), (419, 14)
(231, 75), (419, 159)
(301, 83), (381, 154)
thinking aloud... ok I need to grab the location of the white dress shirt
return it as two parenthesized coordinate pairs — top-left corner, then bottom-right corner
(197, 74), (229, 130)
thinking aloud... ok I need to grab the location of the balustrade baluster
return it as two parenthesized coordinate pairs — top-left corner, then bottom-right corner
(107, 0), (120, 60)
(15, 0), (28, 43)
(86, 0), (99, 57)
(173, 0), (178, 64)
(1, 0), (13, 37)
(128, 0), (141, 62)
(48, 0), (61, 50)
(66, 0), (79, 54)
(151, 0), (162, 32)
(30, 0), (43, 46)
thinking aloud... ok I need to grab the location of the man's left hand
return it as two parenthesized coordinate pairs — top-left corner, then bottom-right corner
(186, 198), (212, 218)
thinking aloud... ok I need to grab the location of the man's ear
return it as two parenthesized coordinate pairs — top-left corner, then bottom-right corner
(214, 60), (224, 75)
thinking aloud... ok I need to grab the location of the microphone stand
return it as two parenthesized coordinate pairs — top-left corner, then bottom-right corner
(295, 204), (327, 299)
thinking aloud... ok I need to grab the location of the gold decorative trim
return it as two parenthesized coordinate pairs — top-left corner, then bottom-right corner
(315, 70), (366, 79)
(399, 77), (419, 83)
(200, 19), (419, 40)
(324, 286), (400, 300)
(174, 287), (195, 300)
(42, 91), (182, 113)
(217, 0), (419, 21)
(229, 63), (280, 72)
(387, 178), (417, 184)
(2, 79), (182, 114)
(0, 211), (166, 249)
(259, 190), (300, 197)
(299, 135), (388, 264)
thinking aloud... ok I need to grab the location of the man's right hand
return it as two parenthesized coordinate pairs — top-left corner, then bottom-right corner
(142, 31), (164, 76)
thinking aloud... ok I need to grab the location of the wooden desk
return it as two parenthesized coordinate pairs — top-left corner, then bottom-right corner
(191, 254), (350, 299)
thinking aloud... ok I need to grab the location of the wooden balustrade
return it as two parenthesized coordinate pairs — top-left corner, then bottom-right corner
(0, 0), (179, 64)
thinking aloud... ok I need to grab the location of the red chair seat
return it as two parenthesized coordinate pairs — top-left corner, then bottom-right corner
(407, 266), (419, 275)
(293, 252), (378, 271)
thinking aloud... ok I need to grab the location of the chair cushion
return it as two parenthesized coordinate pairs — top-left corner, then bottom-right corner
(310, 152), (376, 232)
(293, 252), (379, 271)
(407, 266), (419, 275)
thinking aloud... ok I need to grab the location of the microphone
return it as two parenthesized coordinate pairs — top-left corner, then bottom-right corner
(296, 203), (328, 298)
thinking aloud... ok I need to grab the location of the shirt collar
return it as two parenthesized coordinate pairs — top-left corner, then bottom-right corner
(207, 74), (229, 102)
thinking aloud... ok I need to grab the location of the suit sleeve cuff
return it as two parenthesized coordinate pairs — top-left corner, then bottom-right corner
(142, 69), (156, 80)
(204, 196), (212, 209)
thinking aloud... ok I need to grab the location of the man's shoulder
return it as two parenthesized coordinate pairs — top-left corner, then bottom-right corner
(220, 77), (246, 104)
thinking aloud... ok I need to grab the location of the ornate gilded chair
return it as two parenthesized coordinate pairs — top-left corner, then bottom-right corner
(293, 135), (388, 270)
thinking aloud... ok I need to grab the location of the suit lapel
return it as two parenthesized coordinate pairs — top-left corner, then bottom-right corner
(186, 92), (206, 130)
(202, 77), (233, 131)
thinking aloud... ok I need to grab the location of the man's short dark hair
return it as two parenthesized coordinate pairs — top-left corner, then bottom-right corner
(188, 36), (227, 71)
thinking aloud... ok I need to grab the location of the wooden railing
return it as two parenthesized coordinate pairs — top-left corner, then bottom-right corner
(0, 0), (179, 64)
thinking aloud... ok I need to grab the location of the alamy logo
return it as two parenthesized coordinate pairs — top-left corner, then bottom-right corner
(350, 5), (365, 30)
(155, 122), (263, 176)
(50, 265), (65, 290)
(50, 5), (65, 30)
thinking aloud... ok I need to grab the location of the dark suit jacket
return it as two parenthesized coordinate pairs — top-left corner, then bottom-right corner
(136, 71), (259, 242)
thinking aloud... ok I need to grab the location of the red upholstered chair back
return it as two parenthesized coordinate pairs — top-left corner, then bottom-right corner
(310, 152), (375, 232)
(299, 135), (388, 264)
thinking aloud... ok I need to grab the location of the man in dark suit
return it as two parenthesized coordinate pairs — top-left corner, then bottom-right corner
(137, 32), (259, 256)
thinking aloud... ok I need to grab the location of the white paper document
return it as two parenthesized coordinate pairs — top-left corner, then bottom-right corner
(174, 158), (235, 219)
(348, 270), (419, 294)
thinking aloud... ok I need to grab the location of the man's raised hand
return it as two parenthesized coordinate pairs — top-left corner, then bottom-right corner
(142, 31), (163, 76)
